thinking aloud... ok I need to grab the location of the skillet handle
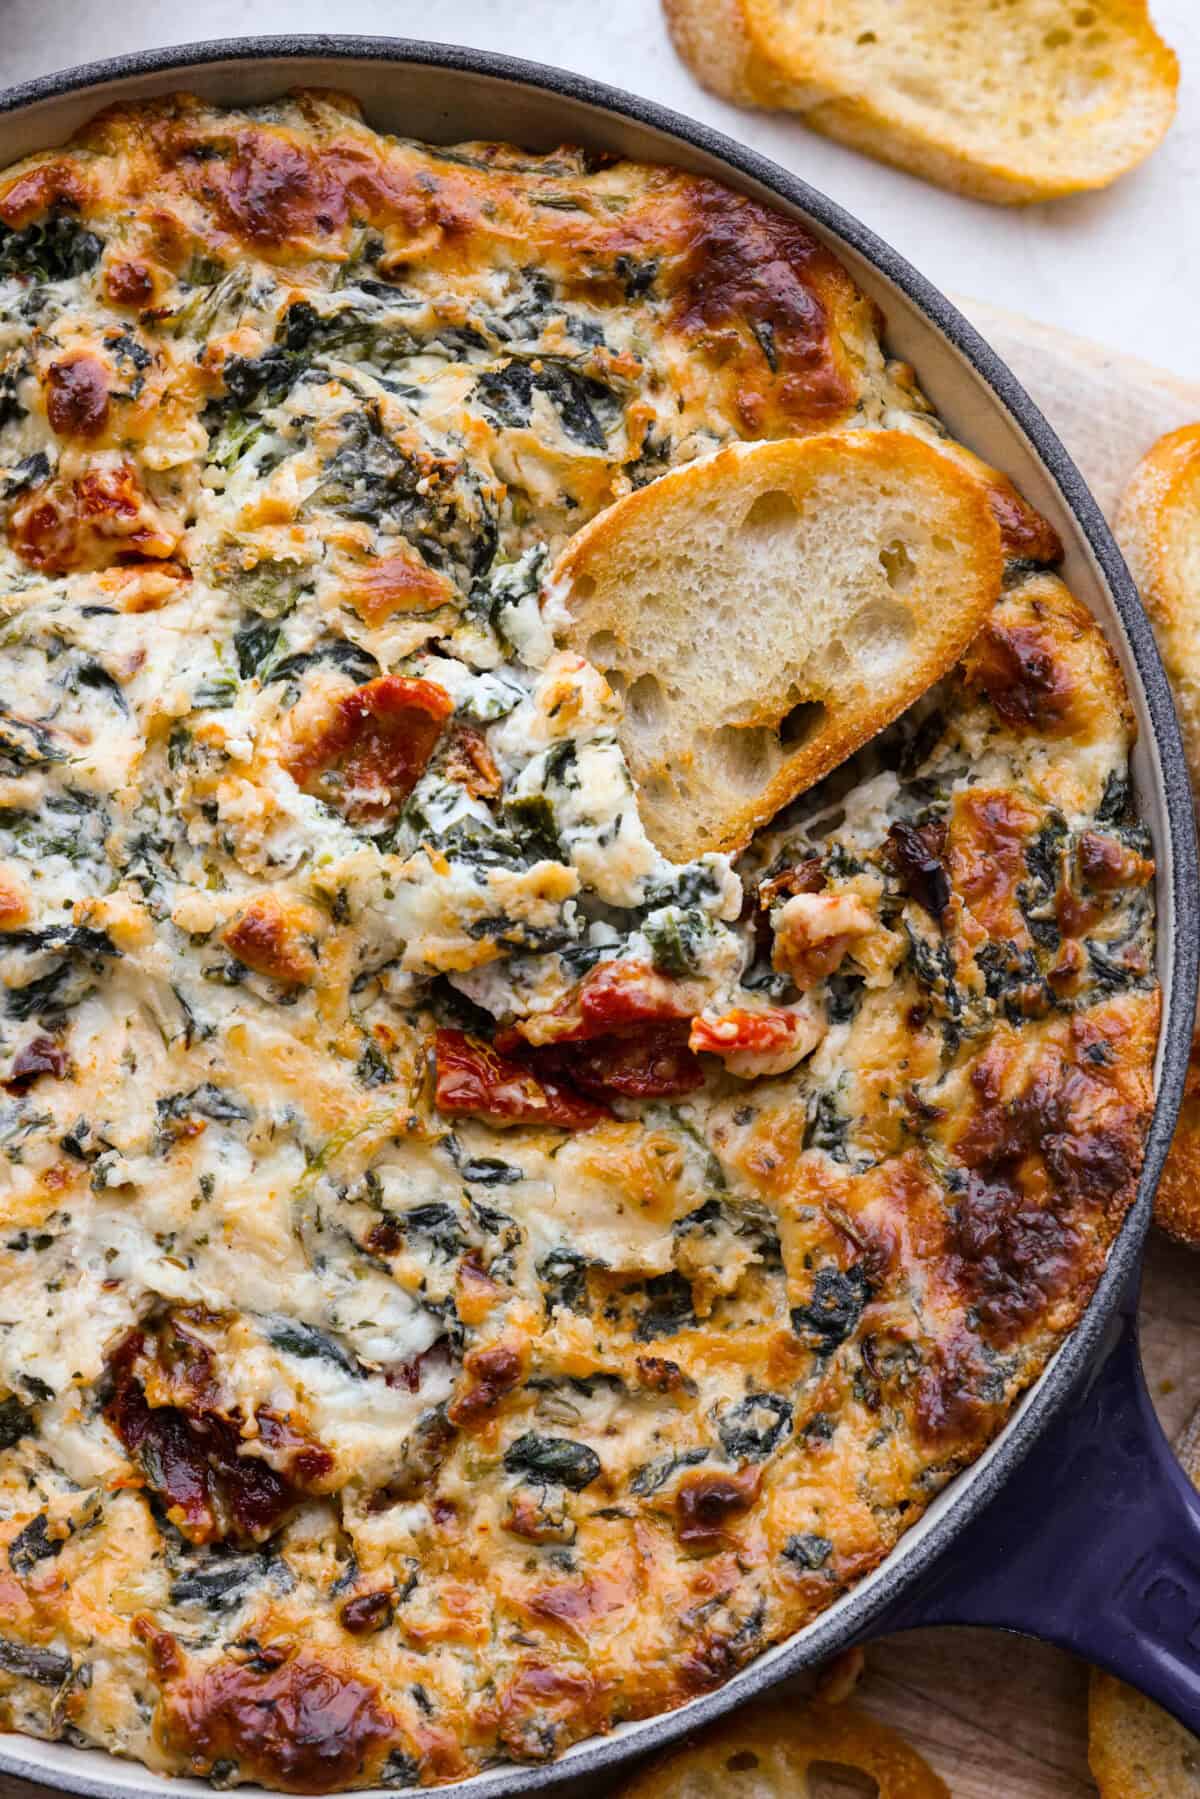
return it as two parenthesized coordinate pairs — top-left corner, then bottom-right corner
(872, 1305), (1200, 1734)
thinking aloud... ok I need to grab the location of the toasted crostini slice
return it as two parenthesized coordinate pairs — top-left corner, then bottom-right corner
(616, 1693), (949, 1796)
(551, 429), (1004, 863)
(663, 0), (1178, 205)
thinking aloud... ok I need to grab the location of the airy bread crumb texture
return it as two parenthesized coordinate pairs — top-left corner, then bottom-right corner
(554, 431), (1003, 862)
(663, 0), (1179, 204)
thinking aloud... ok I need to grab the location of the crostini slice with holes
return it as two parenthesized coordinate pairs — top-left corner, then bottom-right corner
(550, 430), (1004, 863)
(663, 0), (1178, 205)
(614, 1693), (950, 1797)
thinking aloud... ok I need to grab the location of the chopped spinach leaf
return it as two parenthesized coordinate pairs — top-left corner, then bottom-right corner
(157, 1084), (249, 1127)
(539, 1247), (589, 1315)
(503, 1432), (601, 1491)
(169, 264), (250, 339)
(8, 1514), (62, 1576)
(0, 713), (66, 774)
(1096, 769), (1133, 827)
(234, 617), (282, 680)
(975, 941), (1049, 1021)
(381, 1753), (422, 1789)
(227, 557), (308, 619)
(474, 357), (617, 450)
(824, 972), (864, 1025)
(644, 906), (710, 978)
(791, 1266), (871, 1354)
(781, 1533), (833, 1572)
(169, 1550), (291, 1611)
(718, 1394), (793, 1463)
(68, 659), (127, 714)
(0, 1395), (33, 1450)
(500, 793), (561, 864)
(5, 926), (119, 1023)
(803, 1089), (849, 1162)
(629, 1446), (708, 1497)
(1086, 937), (1153, 993)
(264, 1317), (362, 1378)
(265, 639), (379, 691)
(613, 254), (659, 298)
(2, 451), (49, 497)
(458, 1155), (522, 1186)
(354, 1040), (394, 1088)
(401, 1204), (467, 1257)
(1019, 812), (1067, 949)
(634, 1272), (696, 1342)
(0, 1636), (72, 1686)
(0, 212), (102, 283)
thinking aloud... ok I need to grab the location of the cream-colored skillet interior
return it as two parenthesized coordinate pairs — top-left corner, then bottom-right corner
(0, 71), (1165, 1797)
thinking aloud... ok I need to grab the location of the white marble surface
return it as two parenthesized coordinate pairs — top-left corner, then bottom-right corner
(2, 0), (1200, 381)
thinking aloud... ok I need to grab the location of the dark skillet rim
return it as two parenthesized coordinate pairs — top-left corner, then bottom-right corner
(0, 35), (1195, 1798)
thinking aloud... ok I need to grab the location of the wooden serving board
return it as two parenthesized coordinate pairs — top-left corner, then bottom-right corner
(1, 310), (1198, 1799)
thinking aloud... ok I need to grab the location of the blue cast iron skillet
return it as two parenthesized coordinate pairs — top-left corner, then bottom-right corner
(0, 38), (1195, 1799)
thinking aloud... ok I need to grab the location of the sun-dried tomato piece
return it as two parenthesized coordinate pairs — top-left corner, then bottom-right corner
(105, 1322), (332, 1544)
(286, 675), (452, 823)
(433, 1029), (607, 1131)
(575, 959), (697, 1036)
(117, 1388), (299, 1543)
(339, 1589), (394, 1635)
(756, 858), (826, 907)
(109, 1377), (217, 1538)
(443, 723), (502, 799)
(447, 1340), (525, 1427)
(883, 820), (950, 920)
(517, 959), (701, 1052)
(539, 1026), (705, 1100)
(4, 1035), (68, 1095)
(690, 1008), (798, 1057)
(147, 1312), (220, 1410)
(256, 1408), (336, 1491)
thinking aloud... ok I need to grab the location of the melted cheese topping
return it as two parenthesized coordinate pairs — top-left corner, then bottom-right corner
(0, 93), (1158, 1794)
